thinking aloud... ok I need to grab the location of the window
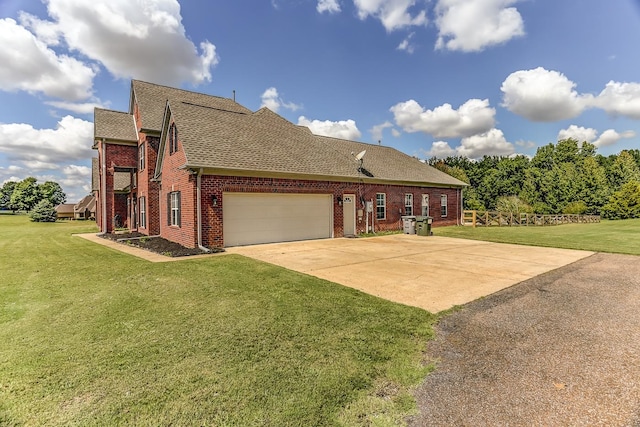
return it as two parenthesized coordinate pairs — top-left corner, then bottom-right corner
(139, 196), (146, 228)
(421, 194), (429, 216)
(404, 193), (413, 216)
(169, 123), (178, 154)
(169, 191), (181, 226)
(376, 193), (386, 220)
(441, 194), (448, 217)
(138, 143), (145, 170)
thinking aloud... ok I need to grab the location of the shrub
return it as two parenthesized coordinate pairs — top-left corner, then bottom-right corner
(563, 201), (588, 215)
(496, 196), (533, 215)
(28, 200), (57, 222)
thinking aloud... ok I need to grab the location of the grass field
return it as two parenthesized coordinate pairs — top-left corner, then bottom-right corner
(434, 218), (640, 255)
(0, 215), (435, 426)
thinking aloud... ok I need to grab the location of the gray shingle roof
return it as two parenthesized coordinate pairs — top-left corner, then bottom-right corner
(114, 172), (131, 191)
(92, 158), (99, 191)
(132, 80), (251, 132)
(94, 108), (137, 142)
(168, 101), (466, 187)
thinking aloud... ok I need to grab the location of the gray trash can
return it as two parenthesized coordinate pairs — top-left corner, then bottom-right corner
(402, 216), (416, 234)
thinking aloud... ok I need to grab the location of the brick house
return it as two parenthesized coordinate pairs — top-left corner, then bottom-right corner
(93, 80), (466, 248)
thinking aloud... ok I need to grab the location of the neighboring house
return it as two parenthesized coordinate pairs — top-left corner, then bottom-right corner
(55, 204), (75, 219)
(74, 195), (96, 220)
(93, 80), (466, 248)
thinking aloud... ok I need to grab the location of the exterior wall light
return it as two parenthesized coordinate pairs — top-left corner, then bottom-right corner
(212, 195), (218, 206)
(337, 196), (342, 206)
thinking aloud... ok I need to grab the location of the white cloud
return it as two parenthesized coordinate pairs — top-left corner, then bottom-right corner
(390, 98), (495, 139)
(391, 128), (401, 137)
(0, 18), (96, 101)
(515, 139), (537, 149)
(397, 32), (416, 53)
(0, 116), (93, 165)
(317, 0), (341, 13)
(260, 87), (302, 113)
(558, 125), (636, 148)
(0, 1), (218, 100)
(557, 125), (598, 144)
(501, 67), (592, 122)
(298, 116), (362, 140)
(423, 141), (457, 158)
(594, 81), (640, 119)
(434, 0), (524, 52)
(47, 0), (217, 86)
(457, 128), (515, 158)
(370, 121), (394, 141)
(595, 129), (636, 147)
(353, 0), (428, 32)
(60, 165), (92, 194)
(46, 100), (108, 115)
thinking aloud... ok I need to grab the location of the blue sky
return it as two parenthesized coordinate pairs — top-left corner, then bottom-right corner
(1, 0), (640, 202)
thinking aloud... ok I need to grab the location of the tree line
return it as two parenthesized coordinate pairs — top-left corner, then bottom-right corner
(0, 177), (67, 222)
(429, 138), (640, 220)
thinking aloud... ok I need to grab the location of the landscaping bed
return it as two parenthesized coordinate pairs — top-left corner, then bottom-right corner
(100, 232), (223, 257)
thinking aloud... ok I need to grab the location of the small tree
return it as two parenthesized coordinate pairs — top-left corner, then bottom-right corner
(29, 200), (57, 222)
(563, 201), (588, 215)
(601, 181), (640, 220)
(496, 195), (533, 215)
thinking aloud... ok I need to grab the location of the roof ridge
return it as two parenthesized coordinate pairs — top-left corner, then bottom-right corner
(180, 101), (248, 115)
(133, 79), (234, 103)
(94, 107), (130, 115)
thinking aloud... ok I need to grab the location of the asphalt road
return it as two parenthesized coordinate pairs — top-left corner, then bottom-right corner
(410, 253), (640, 426)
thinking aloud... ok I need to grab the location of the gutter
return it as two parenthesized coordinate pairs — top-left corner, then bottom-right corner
(196, 168), (210, 253)
(99, 138), (107, 235)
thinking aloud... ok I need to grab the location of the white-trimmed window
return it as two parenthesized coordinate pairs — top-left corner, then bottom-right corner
(376, 193), (386, 220)
(405, 193), (413, 216)
(139, 143), (145, 171)
(139, 196), (146, 228)
(169, 191), (181, 227)
(421, 194), (429, 216)
(441, 194), (448, 217)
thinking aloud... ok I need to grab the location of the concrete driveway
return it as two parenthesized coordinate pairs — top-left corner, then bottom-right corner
(226, 234), (593, 312)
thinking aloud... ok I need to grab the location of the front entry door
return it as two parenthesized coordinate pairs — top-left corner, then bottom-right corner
(343, 194), (355, 236)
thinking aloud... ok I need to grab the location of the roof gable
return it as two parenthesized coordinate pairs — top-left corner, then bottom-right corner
(94, 108), (137, 142)
(131, 80), (251, 133)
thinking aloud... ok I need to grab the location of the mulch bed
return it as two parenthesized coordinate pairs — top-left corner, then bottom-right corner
(100, 232), (224, 257)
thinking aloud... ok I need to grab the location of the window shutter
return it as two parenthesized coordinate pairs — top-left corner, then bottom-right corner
(167, 193), (171, 226)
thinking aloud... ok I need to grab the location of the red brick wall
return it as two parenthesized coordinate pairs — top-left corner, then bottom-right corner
(158, 122), (198, 248)
(135, 135), (161, 235)
(197, 175), (462, 248)
(95, 141), (137, 233)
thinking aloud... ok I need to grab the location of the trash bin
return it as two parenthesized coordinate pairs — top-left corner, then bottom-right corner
(415, 216), (433, 236)
(402, 216), (416, 234)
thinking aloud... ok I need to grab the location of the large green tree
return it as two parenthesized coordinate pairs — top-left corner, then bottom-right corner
(601, 181), (640, 220)
(9, 177), (39, 212)
(39, 181), (66, 206)
(0, 181), (18, 211)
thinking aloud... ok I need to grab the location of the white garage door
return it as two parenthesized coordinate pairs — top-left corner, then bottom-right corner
(223, 193), (333, 247)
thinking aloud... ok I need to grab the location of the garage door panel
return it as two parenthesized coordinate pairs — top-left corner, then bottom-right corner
(223, 193), (332, 246)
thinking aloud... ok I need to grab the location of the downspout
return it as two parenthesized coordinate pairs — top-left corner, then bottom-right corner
(99, 138), (107, 235)
(196, 168), (210, 252)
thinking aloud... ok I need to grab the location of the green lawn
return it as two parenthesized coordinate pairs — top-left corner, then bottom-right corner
(0, 215), (435, 426)
(434, 218), (640, 255)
